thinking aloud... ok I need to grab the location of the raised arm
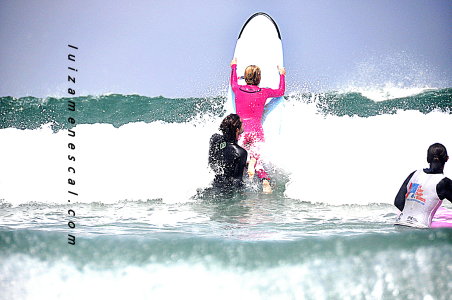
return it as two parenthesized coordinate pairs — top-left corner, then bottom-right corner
(230, 58), (239, 92)
(265, 66), (286, 98)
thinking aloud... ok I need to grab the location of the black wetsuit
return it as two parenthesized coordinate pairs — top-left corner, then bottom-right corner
(208, 133), (247, 189)
(394, 167), (452, 211)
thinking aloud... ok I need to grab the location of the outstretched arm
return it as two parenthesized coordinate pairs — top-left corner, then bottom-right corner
(394, 171), (415, 211)
(265, 66), (286, 98)
(230, 58), (239, 92)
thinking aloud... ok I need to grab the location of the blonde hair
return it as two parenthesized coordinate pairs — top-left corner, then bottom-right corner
(244, 65), (261, 86)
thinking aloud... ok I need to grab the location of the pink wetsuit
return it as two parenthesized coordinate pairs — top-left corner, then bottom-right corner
(230, 64), (285, 180)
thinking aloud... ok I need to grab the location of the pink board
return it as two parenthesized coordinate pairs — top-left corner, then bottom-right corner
(431, 207), (452, 228)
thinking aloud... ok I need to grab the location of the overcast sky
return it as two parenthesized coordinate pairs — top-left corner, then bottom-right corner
(0, 0), (450, 98)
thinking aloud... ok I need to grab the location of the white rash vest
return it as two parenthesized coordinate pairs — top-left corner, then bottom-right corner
(395, 170), (445, 228)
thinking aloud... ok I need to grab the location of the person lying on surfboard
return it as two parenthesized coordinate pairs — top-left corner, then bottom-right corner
(394, 143), (452, 228)
(230, 58), (286, 194)
(208, 114), (248, 190)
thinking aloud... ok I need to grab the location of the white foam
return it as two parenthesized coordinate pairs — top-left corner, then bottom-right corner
(0, 117), (220, 205)
(267, 100), (452, 205)
(0, 100), (450, 206)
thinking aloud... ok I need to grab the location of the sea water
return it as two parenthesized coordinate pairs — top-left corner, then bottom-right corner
(0, 88), (451, 299)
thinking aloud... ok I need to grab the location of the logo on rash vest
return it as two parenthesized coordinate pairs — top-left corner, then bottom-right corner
(405, 183), (426, 205)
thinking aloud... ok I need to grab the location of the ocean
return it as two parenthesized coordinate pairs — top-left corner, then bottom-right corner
(1, 88), (451, 299)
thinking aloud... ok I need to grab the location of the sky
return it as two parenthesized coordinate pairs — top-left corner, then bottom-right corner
(0, 0), (451, 98)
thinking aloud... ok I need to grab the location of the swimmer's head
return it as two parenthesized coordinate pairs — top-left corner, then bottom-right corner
(220, 114), (243, 142)
(244, 65), (261, 86)
(427, 143), (449, 164)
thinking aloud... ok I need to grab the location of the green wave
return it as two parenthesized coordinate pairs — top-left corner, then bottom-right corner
(1, 88), (451, 130)
(312, 88), (452, 117)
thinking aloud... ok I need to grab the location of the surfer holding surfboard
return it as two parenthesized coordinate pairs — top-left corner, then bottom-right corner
(230, 58), (285, 194)
(226, 12), (287, 194)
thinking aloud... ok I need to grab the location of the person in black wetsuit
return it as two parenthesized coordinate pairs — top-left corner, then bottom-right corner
(208, 114), (248, 189)
(394, 143), (452, 228)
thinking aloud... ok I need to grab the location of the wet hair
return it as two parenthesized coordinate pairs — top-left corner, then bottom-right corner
(244, 65), (261, 86)
(219, 114), (242, 142)
(427, 143), (449, 164)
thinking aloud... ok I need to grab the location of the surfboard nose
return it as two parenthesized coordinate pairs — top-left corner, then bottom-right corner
(238, 12), (281, 40)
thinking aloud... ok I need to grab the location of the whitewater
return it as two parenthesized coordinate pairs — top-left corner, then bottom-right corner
(1, 89), (451, 205)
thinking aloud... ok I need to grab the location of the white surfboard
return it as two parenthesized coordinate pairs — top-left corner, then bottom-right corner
(226, 12), (285, 141)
